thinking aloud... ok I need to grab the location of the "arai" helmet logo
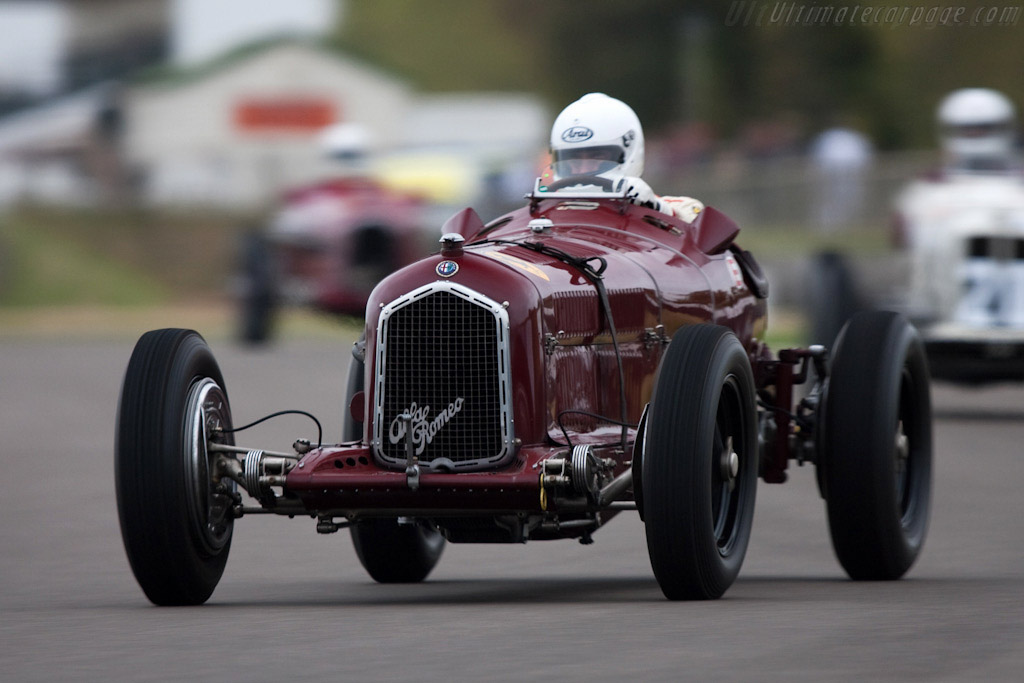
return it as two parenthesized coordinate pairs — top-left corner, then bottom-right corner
(561, 126), (594, 143)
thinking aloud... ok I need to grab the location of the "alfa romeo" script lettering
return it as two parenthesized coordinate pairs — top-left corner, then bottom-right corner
(388, 398), (465, 455)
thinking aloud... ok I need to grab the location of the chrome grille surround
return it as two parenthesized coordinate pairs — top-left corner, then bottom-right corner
(373, 281), (514, 470)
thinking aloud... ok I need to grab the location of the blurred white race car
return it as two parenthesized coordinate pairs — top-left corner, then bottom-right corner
(810, 88), (1024, 383)
(895, 168), (1024, 382)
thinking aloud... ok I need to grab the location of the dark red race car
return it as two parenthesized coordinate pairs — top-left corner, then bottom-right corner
(116, 177), (933, 604)
(236, 177), (433, 342)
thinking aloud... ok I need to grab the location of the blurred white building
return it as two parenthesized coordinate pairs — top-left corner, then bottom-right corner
(125, 40), (547, 208)
(0, 1), (548, 209)
(125, 40), (413, 207)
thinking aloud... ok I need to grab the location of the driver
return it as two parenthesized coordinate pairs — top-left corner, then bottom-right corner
(546, 93), (704, 223)
(937, 88), (1019, 174)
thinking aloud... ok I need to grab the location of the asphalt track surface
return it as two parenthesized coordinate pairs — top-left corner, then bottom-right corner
(3, 334), (1023, 682)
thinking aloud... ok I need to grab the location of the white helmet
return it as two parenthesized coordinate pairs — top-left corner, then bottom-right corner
(319, 123), (372, 162)
(937, 88), (1017, 169)
(549, 93), (644, 181)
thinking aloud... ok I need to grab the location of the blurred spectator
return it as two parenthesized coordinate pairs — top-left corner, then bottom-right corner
(809, 125), (874, 231)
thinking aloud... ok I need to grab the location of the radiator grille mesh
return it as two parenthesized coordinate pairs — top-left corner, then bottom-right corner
(375, 286), (511, 469)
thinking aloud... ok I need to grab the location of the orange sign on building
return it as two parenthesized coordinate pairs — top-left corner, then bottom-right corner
(234, 98), (337, 132)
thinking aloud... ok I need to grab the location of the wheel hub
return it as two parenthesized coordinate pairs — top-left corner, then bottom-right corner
(895, 420), (909, 464)
(720, 436), (739, 492)
(894, 419), (910, 507)
(184, 378), (234, 554)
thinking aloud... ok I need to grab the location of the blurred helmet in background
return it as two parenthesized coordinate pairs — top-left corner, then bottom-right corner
(937, 88), (1018, 171)
(549, 93), (644, 181)
(320, 123), (372, 162)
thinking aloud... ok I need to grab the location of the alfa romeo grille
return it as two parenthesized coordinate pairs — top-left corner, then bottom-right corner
(373, 282), (514, 470)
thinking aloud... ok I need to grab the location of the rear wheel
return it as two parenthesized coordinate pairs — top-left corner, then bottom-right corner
(351, 519), (445, 583)
(643, 324), (758, 600)
(822, 311), (932, 580)
(115, 329), (235, 605)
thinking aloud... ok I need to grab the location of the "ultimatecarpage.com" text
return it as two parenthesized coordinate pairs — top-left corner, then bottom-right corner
(725, 2), (1021, 28)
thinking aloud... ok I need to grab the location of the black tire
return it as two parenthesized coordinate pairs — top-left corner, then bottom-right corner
(807, 250), (861, 348)
(351, 519), (445, 583)
(238, 231), (276, 344)
(115, 329), (235, 605)
(643, 324), (758, 600)
(822, 311), (932, 580)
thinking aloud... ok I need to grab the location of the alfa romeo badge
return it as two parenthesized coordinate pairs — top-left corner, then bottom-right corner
(436, 260), (459, 278)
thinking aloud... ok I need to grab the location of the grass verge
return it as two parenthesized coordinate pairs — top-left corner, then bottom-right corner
(0, 211), (168, 307)
(0, 206), (255, 308)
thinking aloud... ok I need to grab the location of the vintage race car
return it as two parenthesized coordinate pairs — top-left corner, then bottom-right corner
(896, 171), (1024, 382)
(116, 176), (933, 604)
(236, 177), (434, 343)
(810, 170), (1024, 384)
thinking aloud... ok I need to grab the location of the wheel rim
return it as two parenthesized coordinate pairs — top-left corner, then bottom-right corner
(184, 377), (234, 555)
(711, 374), (746, 556)
(896, 368), (920, 529)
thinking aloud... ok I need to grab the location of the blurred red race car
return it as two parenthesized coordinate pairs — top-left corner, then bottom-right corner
(237, 177), (434, 342)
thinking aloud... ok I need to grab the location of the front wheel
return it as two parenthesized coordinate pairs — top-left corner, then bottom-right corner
(238, 230), (276, 344)
(115, 329), (236, 605)
(822, 311), (932, 580)
(643, 324), (758, 600)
